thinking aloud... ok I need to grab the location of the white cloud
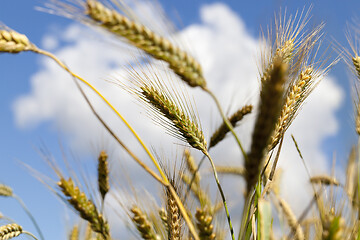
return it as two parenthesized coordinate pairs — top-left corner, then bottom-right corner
(13, 2), (344, 237)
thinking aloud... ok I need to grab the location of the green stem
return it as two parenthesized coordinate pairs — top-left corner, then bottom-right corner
(204, 87), (248, 162)
(13, 194), (44, 240)
(203, 150), (235, 240)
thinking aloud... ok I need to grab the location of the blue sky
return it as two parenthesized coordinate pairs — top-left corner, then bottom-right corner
(1, 0), (360, 239)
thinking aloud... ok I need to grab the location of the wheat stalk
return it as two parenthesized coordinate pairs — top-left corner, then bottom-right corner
(97, 150), (110, 201)
(58, 177), (109, 239)
(209, 105), (252, 148)
(0, 184), (13, 197)
(85, 0), (206, 89)
(246, 57), (287, 193)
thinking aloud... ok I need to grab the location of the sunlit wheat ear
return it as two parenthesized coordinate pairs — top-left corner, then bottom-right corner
(131, 206), (160, 240)
(0, 224), (23, 240)
(270, 67), (314, 149)
(84, 0), (206, 89)
(97, 150), (110, 201)
(246, 58), (287, 193)
(0, 29), (35, 53)
(277, 198), (304, 240)
(0, 184), (13, 197)
(309, 175), (340, 186)
(209, 105), (253, 148)
(195, 208), (216, 240)
(58, 177), (110, 239)
(69, 225), (79, 240)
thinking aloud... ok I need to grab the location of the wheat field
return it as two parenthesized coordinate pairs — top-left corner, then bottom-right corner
(0, 0), (360, 240)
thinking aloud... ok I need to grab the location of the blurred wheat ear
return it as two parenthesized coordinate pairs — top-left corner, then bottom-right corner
(246, 57), (288, 193)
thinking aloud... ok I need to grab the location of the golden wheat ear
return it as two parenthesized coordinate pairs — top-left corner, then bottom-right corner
(0, 224), (23, 240)
(0, 184), (13, 197)
(0, 29), (35, 53)
(0, 223), (38, 240)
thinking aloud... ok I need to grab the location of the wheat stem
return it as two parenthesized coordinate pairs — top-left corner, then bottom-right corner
(12, 194), (45, 240)
(203, 151), (235, 240)
(204, 88), (248, 162)
(33, 48), (169, 185)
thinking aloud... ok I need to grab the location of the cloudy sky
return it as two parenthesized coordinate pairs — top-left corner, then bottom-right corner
(1, 0), (360, 239)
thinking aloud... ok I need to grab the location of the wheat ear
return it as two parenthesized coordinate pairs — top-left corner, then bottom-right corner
(182, 174), (211, 207)
(166, 186), (181, 240)
(195, 208), (216, 240)
(278, 198), (304, 240)
(0, 224), (23, 240)
(58, 177), (110, 239)
(270, 67), (313, 149)
(131, 206), (160, 240)
(0, 30), (35, 53)
(86, 0), (206, 89)
(209, 105), (252, 148)
(309, 175), (340, 186)
(0, 224), (37, 240)
(139, 84), (207, 152)
(246, 58), (287, 193)
(215, 166), (246, 177)
(0, 184), (13, 197)
(159, 208), (169, 232)
(97, 150), (110, 201)
(184, 149), (201, 185)
(322, 211), (345, 240)
(0, 184), (44, 240)
(69, 225), (79, 240)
